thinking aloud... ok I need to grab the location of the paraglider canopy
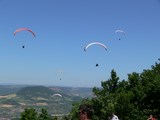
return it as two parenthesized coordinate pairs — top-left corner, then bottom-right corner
(84, 42), (107, 52)
(52, 93), (62, 97)
(115, 29), (126, 35)
(14, 28), (36, 37)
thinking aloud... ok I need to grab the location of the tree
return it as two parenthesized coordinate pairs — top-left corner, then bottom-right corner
(91, 69), (120, 119)
(38, 108), (51, 120)
(69, 59), (160, 120)
(20, 108), (38, 120)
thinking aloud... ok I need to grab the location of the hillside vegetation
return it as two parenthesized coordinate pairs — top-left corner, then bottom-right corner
(0, 85), (90, 119)
(16, 86), (56, 98)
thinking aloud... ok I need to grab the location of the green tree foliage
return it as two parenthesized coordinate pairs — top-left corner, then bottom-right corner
(69, 59), (160, 120)
(20, 108), (53, 120)
(38, 108), (51, 120)
(92, 69), (120, 119)
(20, 108), (38, 120)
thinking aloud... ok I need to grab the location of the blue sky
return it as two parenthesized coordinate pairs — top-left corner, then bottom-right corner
(0, 0), (160, 87)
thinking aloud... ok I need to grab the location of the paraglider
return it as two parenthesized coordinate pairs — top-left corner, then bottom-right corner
(115, 29), (126, 40)
(13, 28), (35, 48)
(55, 69), (64, 81)
(52, 93), (62, 97)
(84, 42), (107, 51)
(84, 42), (107, 67)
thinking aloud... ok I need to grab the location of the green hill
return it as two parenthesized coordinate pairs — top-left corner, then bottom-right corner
(16, 86), (56, 98)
